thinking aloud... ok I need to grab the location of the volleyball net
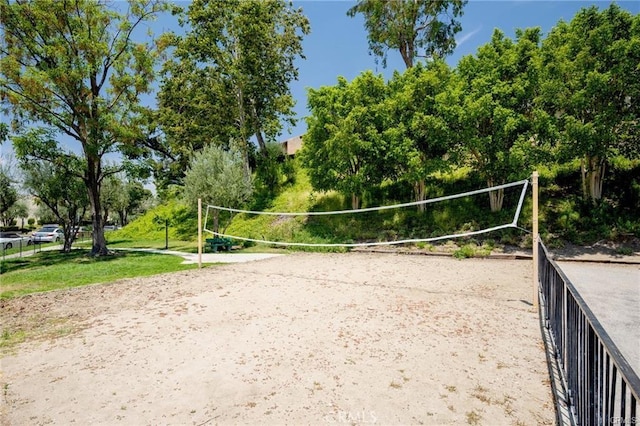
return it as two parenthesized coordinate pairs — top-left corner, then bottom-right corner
(203, 179), (530, 248)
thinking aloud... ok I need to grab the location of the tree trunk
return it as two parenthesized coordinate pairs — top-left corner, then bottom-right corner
(399, 39), (414, 69)
(62, 228), (75, 253)
(413, 179), (426, 212)
(580, 158), (588, 201)
(582, 155), (605, 204)
(213, 209), (220, 234)
(247, 106), (272, 181)
(255, 131), (266, 154)
(351, 194), (360, 210)
(233, 38), (252, 177)
(61, 209), (80, 253)
(86, 156), (108, 256)
(236, 90), (251, 178)
(487, 179), (504, 212)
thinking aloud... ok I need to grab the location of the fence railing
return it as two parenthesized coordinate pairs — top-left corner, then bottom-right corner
(1, 239), (42, 260)
(538, 240), (639, 425)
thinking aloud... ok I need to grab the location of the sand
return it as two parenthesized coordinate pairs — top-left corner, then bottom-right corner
(1, 252), (554, 425)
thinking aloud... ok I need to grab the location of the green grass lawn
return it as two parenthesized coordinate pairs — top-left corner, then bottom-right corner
(0, 250), (199, 299)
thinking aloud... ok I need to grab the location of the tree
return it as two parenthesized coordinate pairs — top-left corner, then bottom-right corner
(455, 28), (546, 211)
(539, 4), (640, 204)
(0, 0), (167, 255)
(100, 174), (150, 225)
(0, 127), (20, 225)
(100, 174), (128, 226)
(156, 0), (309, 186)
(182, 144), (253, 233)
(347, 0), (467, 68)
(385, 60), (456, 210)
(0, 171), (18, 225)
(301, 72), (392, 209)
(2, 201), (28, 228)
(20, 152), (89, 252)
(122, 180), (152, 225)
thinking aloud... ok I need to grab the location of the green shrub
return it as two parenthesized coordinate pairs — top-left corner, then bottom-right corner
(453, 244), (476, 259)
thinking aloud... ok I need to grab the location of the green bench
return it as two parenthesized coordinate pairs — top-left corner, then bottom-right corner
(205, 237), (233, 252)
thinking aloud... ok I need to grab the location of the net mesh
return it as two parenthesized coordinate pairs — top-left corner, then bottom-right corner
(204, 179), (530, 248)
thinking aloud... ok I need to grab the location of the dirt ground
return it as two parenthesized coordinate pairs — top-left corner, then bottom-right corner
(1, 252), (554, 425)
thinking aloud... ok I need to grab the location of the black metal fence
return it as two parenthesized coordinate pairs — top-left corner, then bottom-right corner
(538, 240), (639, 425)
(1, 239), (42, 260)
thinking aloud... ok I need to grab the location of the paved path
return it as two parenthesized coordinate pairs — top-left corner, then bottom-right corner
(1, 243), (61, 260)
(556, 261), (640, 375)
(111, 248), (284, 264)
(2, 245), (284, 264)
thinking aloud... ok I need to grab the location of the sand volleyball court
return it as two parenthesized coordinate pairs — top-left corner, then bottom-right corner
(1, 252), (554, 425)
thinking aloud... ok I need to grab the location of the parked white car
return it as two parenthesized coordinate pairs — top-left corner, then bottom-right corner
(32, 226), (65, 243)
(0, 232), (33, 250)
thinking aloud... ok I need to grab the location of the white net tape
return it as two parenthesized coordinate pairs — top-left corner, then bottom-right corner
(204, 179), (529, 248)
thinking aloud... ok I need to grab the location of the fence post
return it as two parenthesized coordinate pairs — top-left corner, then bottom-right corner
(533, 171), (539, 310)
(198, 198), (202, 269)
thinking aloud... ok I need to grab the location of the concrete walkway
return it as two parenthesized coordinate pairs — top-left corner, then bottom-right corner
(2, 245), (284, 264)
(110, 248), (285, 264)
(556, 261), (640, 375)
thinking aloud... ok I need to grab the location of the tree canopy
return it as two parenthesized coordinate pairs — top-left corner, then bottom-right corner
(156, 0), (310, 187)
(301, 72), (391, 209)
(385, 60), (456, 209)
(347, 0), (467, 68)
(539, 4), (640, 203)
(455, 28), (546, 211)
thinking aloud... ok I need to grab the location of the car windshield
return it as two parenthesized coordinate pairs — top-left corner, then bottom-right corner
(37, 227), (57, 232)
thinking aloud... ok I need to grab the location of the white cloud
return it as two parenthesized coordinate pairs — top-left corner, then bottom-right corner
(456, 26), (483, 47)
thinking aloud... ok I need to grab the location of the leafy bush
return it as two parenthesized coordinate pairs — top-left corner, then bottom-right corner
(453, 244), (476, 259)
